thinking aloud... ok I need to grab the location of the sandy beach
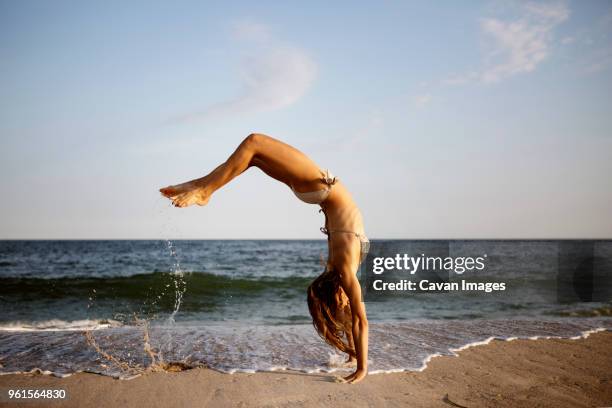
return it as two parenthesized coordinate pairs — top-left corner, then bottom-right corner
(0, 331), (609, 407)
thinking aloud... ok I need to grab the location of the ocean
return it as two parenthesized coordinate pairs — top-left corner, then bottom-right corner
(0, 239), (610, 379)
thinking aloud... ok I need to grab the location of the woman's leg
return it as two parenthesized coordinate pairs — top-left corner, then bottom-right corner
(160, 134), (258, 207)
(160, 133), (323, 207)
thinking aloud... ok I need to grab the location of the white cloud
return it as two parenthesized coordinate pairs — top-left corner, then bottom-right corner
(174, 21), (317, 123)
(414, 93), (432, 107)
(445, 1), (569, 84)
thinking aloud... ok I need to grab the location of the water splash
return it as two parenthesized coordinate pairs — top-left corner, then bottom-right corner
(82, 315), (194, 377)
(83, 329), (141, 377)
(165, 239), (186, 323)
(79, 199), (191, 376)
(140, 317), (192, 373)
(154, 200), (189, 364)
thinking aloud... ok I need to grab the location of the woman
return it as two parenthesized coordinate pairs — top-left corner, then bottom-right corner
(159, 133), (369, 384)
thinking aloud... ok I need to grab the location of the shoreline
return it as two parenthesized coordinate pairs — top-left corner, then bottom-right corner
(0, 326), (608, 378)
(1, 331), (610, 407)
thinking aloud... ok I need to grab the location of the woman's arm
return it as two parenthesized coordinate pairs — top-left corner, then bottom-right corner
(338, 255), (369, 384)
(345, 326), (357, 363)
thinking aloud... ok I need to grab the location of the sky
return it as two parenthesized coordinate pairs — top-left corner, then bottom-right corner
(0, 0), (611, 239)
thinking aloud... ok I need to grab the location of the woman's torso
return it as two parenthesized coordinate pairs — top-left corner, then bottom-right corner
(289, 168), (367, 267)
(320, 182), (365, 236)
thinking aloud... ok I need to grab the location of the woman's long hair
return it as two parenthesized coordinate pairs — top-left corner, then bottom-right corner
(307, 267), (356, 358)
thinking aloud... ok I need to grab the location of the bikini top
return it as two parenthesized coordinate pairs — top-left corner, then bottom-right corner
(294, 171), (369, 262)
(292, 169), (337, 205)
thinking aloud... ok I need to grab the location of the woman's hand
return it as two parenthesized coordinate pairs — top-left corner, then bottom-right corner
(342, 367), (368, 384)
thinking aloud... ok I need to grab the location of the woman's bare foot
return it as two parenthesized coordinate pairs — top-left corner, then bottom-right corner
(343, 368), (367, 384)
(159, 181), (211, 208)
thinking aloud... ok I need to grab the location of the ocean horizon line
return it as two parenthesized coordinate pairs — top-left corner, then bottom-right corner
(1, 237), (611, 241)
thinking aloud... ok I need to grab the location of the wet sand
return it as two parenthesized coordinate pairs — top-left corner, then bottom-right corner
(1, 331), (610, 407)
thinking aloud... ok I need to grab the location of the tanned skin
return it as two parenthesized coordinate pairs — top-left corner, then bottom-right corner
(159, 133), (368, 384)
